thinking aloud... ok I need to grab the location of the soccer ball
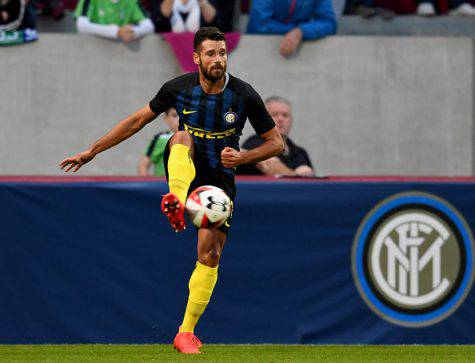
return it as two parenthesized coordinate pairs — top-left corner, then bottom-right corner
(186, 185), (231, 228)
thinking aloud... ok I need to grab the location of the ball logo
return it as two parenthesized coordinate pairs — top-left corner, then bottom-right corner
(352, 192), (474, 327)
(224, 111), (237, 124)
(206, 195), (228, 212)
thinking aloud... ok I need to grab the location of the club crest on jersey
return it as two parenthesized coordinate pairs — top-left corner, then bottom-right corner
(224, 111), (237, 124)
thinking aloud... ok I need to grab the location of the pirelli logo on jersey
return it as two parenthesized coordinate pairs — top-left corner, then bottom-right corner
(184, 124), (236, 139)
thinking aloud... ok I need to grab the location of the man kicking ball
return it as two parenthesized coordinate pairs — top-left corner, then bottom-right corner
(60, 27), (284, 354)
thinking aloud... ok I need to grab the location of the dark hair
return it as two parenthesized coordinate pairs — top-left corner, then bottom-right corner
(193, 27), (226, 52)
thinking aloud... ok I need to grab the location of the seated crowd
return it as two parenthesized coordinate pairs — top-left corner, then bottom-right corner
(72, 0), (338, 58)
(2, 1), (474, 47)
(345, 0), (475, 17)
(0, 0), (37, 45)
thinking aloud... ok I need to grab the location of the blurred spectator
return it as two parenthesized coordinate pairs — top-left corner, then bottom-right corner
(375, 0), (416, 14)
(74, 0), (154, 42)
(35, 0), (65, 20)
(167, 0), (201, 33)
(238, 96), (315, 177)
(138, 108), (179, 176)
(247, 0), (337, 57)
(214, 0), (238, 32)
(345, 0), (377, 17)
(417, 0), (475, 16)
(344, 0), (395, 19)
(152, 0), (221, 32)
(0, 0), (38, 46)
(241, 0), (250, 12)
(416, 1), (437, 15)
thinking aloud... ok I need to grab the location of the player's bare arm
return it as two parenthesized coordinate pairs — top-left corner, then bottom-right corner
(220, 127), (284, 168)
(60, 105), (157, 172)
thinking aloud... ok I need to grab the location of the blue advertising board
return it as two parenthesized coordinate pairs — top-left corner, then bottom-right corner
(0, 177), (474, 344)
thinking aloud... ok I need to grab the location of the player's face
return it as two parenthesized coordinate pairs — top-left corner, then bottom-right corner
(266, 101), (292, 136)
(194, 40), (227, 82)
(164, 108), (179, 133)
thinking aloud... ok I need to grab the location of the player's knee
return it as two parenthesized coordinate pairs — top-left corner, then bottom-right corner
(171, 131), (193, 147)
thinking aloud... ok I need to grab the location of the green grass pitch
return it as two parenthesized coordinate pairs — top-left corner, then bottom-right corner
(0, 345), (474, 362)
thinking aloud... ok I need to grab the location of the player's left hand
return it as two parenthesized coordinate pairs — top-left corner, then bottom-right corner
(280, 28), (303, 57)
(221, 147), (243, 168)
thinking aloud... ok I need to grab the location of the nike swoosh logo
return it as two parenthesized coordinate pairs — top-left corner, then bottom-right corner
(183, 108), (197, 115)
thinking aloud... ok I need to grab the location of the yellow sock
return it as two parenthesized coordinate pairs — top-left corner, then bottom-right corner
(180, 262), (218, 333)
(167, 144), (196, 204)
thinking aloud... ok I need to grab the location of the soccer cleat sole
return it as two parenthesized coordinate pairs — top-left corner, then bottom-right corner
(161, 193), (186, 232)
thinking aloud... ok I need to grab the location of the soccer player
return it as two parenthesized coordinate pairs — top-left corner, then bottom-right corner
(60, 27), (284, 354)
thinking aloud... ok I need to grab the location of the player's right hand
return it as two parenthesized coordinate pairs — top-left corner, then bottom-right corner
(59, 150), (95, 173)
(221, 147), (243, 168)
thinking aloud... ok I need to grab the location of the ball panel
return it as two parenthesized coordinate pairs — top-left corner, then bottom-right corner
(185, 185), (231, 229)
(200, 212), (209, 228)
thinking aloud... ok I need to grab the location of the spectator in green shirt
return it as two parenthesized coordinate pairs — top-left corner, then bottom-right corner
(138, 107), (179, 176)
(75, 0), (154, 43)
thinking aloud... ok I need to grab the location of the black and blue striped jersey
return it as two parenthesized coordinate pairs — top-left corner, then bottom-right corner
(149, 72), (275, 175)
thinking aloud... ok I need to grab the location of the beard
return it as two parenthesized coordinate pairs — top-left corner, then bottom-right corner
(199, 62), (226, 82)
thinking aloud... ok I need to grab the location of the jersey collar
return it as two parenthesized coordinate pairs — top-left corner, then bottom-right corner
(194, 72), (230, 94)
(221, 73), (230, 92)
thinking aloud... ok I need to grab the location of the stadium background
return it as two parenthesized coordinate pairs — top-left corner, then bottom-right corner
(1, 35), (473, 176)
(1, 0), (475, 359)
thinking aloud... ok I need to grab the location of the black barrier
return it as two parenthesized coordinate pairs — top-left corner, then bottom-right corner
(0, 178), (474, 343)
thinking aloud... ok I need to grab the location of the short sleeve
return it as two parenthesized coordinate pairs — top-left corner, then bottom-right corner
(295, 147), (313, 168)
(149, 82), (174, 115)
(244, 85), (276, 135)
(145, 135), (159, 157)
(237, 135), (266, 175)
(132, 0), (147, 23)
(74, 0), (89, 18)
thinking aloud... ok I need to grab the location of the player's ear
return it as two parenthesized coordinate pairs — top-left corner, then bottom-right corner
(193, 52), (200, 66)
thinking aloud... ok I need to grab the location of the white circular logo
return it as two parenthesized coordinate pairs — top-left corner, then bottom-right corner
(352, 192), (474, 327)
(370, 213), (454, 308)
(224, 111), (237, 124)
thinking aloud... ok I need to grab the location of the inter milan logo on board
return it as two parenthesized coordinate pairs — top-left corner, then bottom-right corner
(352, 192), (474, 327)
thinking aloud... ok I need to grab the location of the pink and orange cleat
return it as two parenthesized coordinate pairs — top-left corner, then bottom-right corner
(161, 193), (186, 232)
(173, 331), (203, 354)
